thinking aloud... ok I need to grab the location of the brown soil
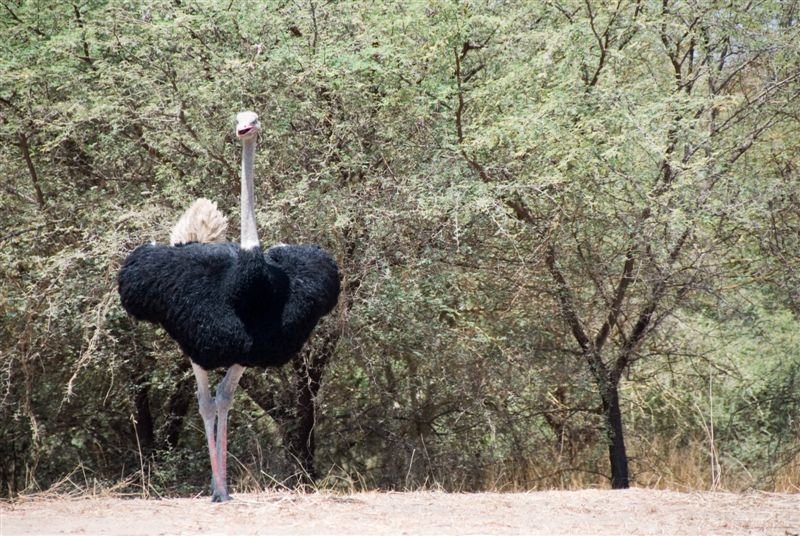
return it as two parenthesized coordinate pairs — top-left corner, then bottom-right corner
(2, 488), (798, 535)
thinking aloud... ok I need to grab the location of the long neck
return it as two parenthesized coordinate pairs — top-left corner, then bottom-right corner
(240, 138), (259, 250)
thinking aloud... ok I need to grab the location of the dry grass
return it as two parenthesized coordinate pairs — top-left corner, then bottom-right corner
(433, 440), (799, 494)
(8, 436), (798, 502)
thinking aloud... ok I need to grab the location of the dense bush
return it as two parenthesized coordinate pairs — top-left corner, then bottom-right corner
(2, 1), (798, 496)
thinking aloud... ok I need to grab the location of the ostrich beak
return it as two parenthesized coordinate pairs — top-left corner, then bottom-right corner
(236, 111), (261, 139)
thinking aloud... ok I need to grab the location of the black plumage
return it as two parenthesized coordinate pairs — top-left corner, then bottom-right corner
(118, 242), (340, 370)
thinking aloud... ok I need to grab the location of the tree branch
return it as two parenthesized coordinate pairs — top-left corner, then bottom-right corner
(544, 243), (592, 355)
(611, 226), (691, 382)
(16, 132), (45, 209)
(594, 247), (636, 352)
(72, 3), (95, 69)
(2, 2), (45, 36)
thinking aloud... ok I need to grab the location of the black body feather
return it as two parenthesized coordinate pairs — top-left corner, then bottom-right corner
(118, 242), (340, 370)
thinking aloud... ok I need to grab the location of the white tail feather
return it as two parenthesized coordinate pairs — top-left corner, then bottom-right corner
(170, 198), (228, 245)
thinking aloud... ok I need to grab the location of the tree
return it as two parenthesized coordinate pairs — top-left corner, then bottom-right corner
(445, 0), (800, 487)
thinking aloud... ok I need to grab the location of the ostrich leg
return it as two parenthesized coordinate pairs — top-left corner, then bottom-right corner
(212, 364), (245, 502)
(191, 363), (224, 500)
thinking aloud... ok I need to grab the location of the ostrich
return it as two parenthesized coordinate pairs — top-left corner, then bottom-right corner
(118, 111), (340, 502)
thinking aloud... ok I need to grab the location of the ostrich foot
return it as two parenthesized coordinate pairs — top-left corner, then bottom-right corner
(211, 489), (233, 503)
(209, 476), (232, 503)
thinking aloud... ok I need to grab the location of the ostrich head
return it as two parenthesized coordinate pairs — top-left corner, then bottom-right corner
(236, 111), (261, 140)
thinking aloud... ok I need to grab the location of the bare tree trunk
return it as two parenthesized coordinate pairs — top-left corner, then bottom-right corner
(601, 381), (630, 489)
(282, 353), (324, 485)
(133, 383), (155, 454)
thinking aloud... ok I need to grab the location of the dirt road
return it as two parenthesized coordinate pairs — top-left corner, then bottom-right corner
(3, 488), (798, 535)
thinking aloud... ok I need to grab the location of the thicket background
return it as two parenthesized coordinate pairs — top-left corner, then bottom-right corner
(2, 0), (799, 497)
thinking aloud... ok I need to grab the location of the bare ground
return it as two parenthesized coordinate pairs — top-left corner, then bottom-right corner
(2, 488), (798, 535)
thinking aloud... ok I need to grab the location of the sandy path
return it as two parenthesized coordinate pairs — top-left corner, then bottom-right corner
(2, 488), (798, 535)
